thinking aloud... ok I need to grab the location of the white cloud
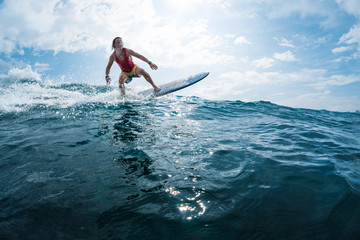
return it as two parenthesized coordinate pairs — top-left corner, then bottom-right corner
(167, 0), (230, 10)
(0, 0), (136, 53)
(339, 25), (360, 45)
(274, 37), (295, 48)
(273, 50), (295, 62)
(207, 0), (231, 9)
(336, 0), (360, 17)
(220, 71), (272, 85)
(217, 70), (309, 87)
(251, 57), (276, 69)
(0, 37), (15, 54)
(234, 36), (252, 45)
(251, 51), (295, 69)
(309, 74), (360, 90)
(216, 68), (358, 90)
(337, 24), (360, 59)
(134, 19), (236, 68)
(331, 56), (353, 63)
(0, 0), (235, 69)
(332, 46), (353, 54)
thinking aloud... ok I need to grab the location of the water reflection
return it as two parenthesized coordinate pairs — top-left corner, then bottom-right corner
(102, 99), (213, 221)
(177, 187), (208, 220)
(109, 102), (156, 188)
(112, 103), (144, 144)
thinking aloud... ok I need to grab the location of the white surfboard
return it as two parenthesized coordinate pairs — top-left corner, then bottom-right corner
(138, 72), (209, 98)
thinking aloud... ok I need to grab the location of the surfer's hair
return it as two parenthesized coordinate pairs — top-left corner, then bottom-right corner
(112, 37), (121, 50)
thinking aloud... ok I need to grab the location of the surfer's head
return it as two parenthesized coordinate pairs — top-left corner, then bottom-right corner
(112, 37), (123, 50)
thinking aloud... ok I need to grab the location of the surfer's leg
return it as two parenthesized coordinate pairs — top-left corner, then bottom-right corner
(119, 73), (128, 95)
(136, 67), (161, 92)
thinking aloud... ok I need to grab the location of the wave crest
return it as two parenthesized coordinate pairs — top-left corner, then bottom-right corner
(0, 66), (121, 113)
(1, 65), (42, 84)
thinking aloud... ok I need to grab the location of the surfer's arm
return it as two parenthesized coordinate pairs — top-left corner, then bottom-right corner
(128, 49), (158, 70)
(105, 54), (114, 85)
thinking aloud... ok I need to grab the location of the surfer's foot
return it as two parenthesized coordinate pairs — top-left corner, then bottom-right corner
(154, 86), (161, 92)
(119, 84), (125, 95)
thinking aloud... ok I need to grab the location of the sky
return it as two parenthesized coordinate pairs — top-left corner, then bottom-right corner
(1, 0), (360, 111)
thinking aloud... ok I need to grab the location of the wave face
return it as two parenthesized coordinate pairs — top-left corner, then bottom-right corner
(1, 75), (360, 239)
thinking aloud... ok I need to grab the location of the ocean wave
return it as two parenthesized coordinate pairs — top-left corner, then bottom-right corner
(0, 75), (125, 113)
(1, 78), (360, 238)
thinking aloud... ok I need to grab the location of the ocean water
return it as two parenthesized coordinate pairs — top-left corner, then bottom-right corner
(1, 75), (360, 240)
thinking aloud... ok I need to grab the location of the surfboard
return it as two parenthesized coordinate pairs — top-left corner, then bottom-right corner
(138, 72), (209, 98)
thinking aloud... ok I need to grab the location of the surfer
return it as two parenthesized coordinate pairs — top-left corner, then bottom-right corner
(105, 37), (161, 94)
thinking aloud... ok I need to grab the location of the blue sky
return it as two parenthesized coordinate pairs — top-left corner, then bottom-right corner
(1, 0), (360, 111)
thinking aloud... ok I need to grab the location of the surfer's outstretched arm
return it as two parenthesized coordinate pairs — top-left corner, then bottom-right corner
(127, 49), (158, 70)
(105, 54), (114, 85)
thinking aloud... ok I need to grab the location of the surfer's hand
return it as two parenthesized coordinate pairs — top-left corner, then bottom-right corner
(106, 76), (111, 85)
(150, 63), (158, 70)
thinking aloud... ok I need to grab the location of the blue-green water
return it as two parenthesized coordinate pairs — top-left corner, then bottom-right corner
(1, 77), (360, 239)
